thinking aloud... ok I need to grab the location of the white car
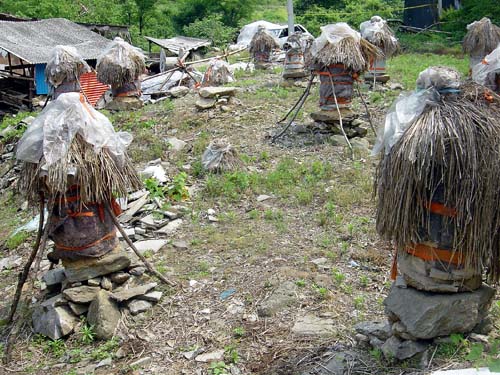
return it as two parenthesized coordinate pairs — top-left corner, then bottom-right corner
(267, 24), (313, 47)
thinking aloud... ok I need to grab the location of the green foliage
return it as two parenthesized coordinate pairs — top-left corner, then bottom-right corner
(224, 344), (240, 363)
(295, 279), (306, 287)
(90, 338), (119, 360)
(6, 230), (29, 250)
(0, 112), (34, 143)
(168, 172), (189, 201)
(232, 327), (246, 338)
(183, 14), (237, 47)
(441, 0), (500, 38)
(80, 323), (96, 345)
(34, 335), (66, 357)
(209, 361), (229, 375)
(144, 177), (166, 199)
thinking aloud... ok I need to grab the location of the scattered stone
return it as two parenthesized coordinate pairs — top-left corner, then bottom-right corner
(199, 87), (237, 98)
(310, 257), (330, 269)
(140, 214), (166, 228)
(128, 189), (147, 201)
(68, 302), (89, 316)
(354, 320), (391, 340)
(117, 227), (136, 239)
(135, 227), (146, 235)
(62, 286), (100, 304)
(32, 304), (79, 340)
(381, 336), (427, 360)
(384, 285), (495, 339)
(291, 315), (337, 336)
(111, 282), (158, 302)
(256, 194), (272, 202)
(330, 135), (347, 146)
(195, 97), (216, 110)
(208, 215), (219, 222)
(132, 239), (168, 254)
(182, 350), (198, 360)
(156, 219), (183, 235)
(0, 255), (23, 271)
(42, 268), (66, 287)
(106, 96), (143, 111)
(128, 299), (153, 315)
(130, 357), (152, 368)
(96, 357), (112, 368)
(138, 291), (163, 303)
(115, 347), (126, 359)
(87, 277), (101, 287)
(120, 192), (150, 223)
(166, 137), (187, 152)
(87, 290), (121, 340)
(350, 138), (370, 152)
(110, 272), (130, 284)
(258, 281), (298, 317)
(173, 240), (189, 250)
(195, 349), (225, 362)
(389, 82), (404, 90)
(101, 277), (112, 291)
(168, 86), (189, 98)
(63, 250), (131, 282)
(310, 109), (356, 123)
(207, 208), (216, 215)
(129, 266), (146, 276)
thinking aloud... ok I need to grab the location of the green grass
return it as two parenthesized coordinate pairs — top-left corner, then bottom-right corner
(387, 53), (469, 90)
(396, 32), (463, 55)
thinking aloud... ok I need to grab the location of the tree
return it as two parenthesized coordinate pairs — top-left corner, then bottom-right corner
(133, 0), (157, 34)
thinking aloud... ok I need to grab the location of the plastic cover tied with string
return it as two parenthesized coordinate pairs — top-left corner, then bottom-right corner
(96, 37), (146, 87)
(359, 16), (399, 57)
(472, 44), (500, 90)
(45, 45), (91, 88)
(16, 92), (133, 166)
(372, 66), (461, 155)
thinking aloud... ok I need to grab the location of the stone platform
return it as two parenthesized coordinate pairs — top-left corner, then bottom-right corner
(106, 96), (143, 111)
(309, 110), (368, 139)
(364, 74), (391, 84)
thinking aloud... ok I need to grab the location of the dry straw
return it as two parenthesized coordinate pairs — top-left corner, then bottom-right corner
(19, 135), (142, 206)
(249, 29), (280, 54)
(45, 46), (90, 87)
(97, 39), (146, 87)
(375, 82), (500, 281)
(463, 17), (500, 57)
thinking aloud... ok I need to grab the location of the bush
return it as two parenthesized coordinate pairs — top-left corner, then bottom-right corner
(441, 0), (500, 38)
(183, 14), (237, 47)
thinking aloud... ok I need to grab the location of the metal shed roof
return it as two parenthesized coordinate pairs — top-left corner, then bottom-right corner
(144, 36), (211, 55)
(0, 18), (112, 64)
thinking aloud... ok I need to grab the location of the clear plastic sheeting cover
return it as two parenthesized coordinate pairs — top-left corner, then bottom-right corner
(472, 45), (500, 89)
(360, 16), (398, 47)
(202, 141), (233, 171)
(311, 23), (361, 58)
(236, 20), (282, 48)
(16, 92), (133, 165)
(416, 66), (461, 91)
(45, 45), (90, 87)
(373, 66), (461, 155)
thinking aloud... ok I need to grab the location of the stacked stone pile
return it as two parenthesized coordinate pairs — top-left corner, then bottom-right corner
(195, 86), (240, 111)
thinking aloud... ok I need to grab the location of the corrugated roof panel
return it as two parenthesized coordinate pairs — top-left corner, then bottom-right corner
(79, 71), (109, 107)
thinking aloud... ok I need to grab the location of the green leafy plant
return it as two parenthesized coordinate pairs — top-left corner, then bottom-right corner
(167, 172), (189, 201)
(90, 338), (119, 361)
(233, 327), (245, 338)
(225, 344), (239, 364)
(80, 322), (96, 344)
(209, 361), (229, 375)
(295, 279), (306, 287)
(6, 230), (29, 250)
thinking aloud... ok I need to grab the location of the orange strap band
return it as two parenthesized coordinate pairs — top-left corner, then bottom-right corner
(424, 201), (457, 217)
(406, 244), (464, 266)
(54, 230), (116, 252)
(322, 96), (351, 104)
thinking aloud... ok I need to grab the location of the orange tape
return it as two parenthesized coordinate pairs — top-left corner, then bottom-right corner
(406, 244), (464, 266)
(423, 201), (456, 217)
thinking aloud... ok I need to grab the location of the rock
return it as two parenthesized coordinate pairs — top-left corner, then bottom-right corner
(32, 304), (79, 340)
(207, 208), (216, 215)
(195, 350), (225, 362)
(120, 192), (150, 223)
(384, 284), (495, 340)
(311, 109), (356, 123)
(135, 227), (146, 235)
(132, 239), (168, 254)
(129, 266), (146, 276)
(350, 138), (370, 152)
(330, 135), (347, 146)
(42, 268), (66, 287)
(115, 347), (126, 359)
(355, 333), (370, 347)
(68, 302), (89, 316)
(166, 137), (187, 152)
(381, 336), (427, 360)
(172, 240), (188, 250)
(310, 257), (329, 269)
(354, 321), (391, 340)
(256, 194), (272, 202)
(117, 227), (136, 240)
(101, 277), (112, 291)
(208, 215), (219, 222)
(199, 87), (237, 98)
(291, 315), (337, 336)
(0, 255), (23, 271)
(110, 272), (130, 284)
(258, 281), (298, 317)
(168, 86), (189, 98)
(156, 219), (183, 235)
(96, 357), (112, 368)
(87, 290), (121, 340)
(63, 248), (131, 282)
(106, 96), (143, 111)
(220, 105), (231, 112)
(195, 97), (216, 110)
(138, 291), (163, 303)
(62, 286), (100, 304)
(87, 278), (101, 287)
(389, 82), (404, 90)
(111, 282), (158, 302)
(128, 300), (153, 315)
(130, 357), (152, 368)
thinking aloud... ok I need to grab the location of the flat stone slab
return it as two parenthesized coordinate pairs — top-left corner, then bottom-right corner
(128, 299), (153, 315)
(292, 315), (337, 336)
(381, 336), (427, 360)
(257, 281), (298, 317)
(132, 239), (168, 254)
(156, 219), (183, 235)
(138, 291), (163, 303)
(62, 286), (100, 304)
(111, 282), (158, 302)
(195, 97), (216, 110)
(68, 302), (89, 316)
(384, 284), (495, 340)
(168, 86), (189, 98)
(63, 249), (131, 282)
(195, 350), (225, 362)
(199, 87), (237, 98)
(310, 109), (356, 123)
(42, 268), (66, 287)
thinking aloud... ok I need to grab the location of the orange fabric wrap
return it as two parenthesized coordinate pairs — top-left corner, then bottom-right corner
(423, 201), (457, 217)
(54, 230), (116, 251)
